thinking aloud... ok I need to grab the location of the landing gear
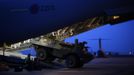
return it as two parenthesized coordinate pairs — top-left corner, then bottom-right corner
(97, 50), (106, 58)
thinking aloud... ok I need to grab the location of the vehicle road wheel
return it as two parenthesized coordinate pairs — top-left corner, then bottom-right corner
(65, 55), (81, 68)
(76, 61), (84, 68)
(14, 66), (23, 72)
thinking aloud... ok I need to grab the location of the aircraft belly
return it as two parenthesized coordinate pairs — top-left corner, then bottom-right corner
(0, 0), (133, 44)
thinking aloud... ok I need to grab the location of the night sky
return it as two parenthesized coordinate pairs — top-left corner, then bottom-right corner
(65, 20), (134, 55)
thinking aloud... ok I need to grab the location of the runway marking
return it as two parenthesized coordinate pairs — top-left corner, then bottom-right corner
(57, 70), (91, 73)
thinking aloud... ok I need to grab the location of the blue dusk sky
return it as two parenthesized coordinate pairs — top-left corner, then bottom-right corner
(65, 20), (134, 55)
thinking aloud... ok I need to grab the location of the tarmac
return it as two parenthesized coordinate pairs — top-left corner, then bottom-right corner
(0, 56), (134, 75)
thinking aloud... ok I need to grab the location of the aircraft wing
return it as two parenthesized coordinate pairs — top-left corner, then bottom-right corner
(0, 0), (134, 46)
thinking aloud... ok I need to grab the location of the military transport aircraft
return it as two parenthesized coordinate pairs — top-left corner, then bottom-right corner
(0, 0), (134, 46)
(0, 0), (134, 71)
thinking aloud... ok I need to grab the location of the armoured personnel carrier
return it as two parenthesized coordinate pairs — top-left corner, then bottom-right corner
(32, 39), (94, 68)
